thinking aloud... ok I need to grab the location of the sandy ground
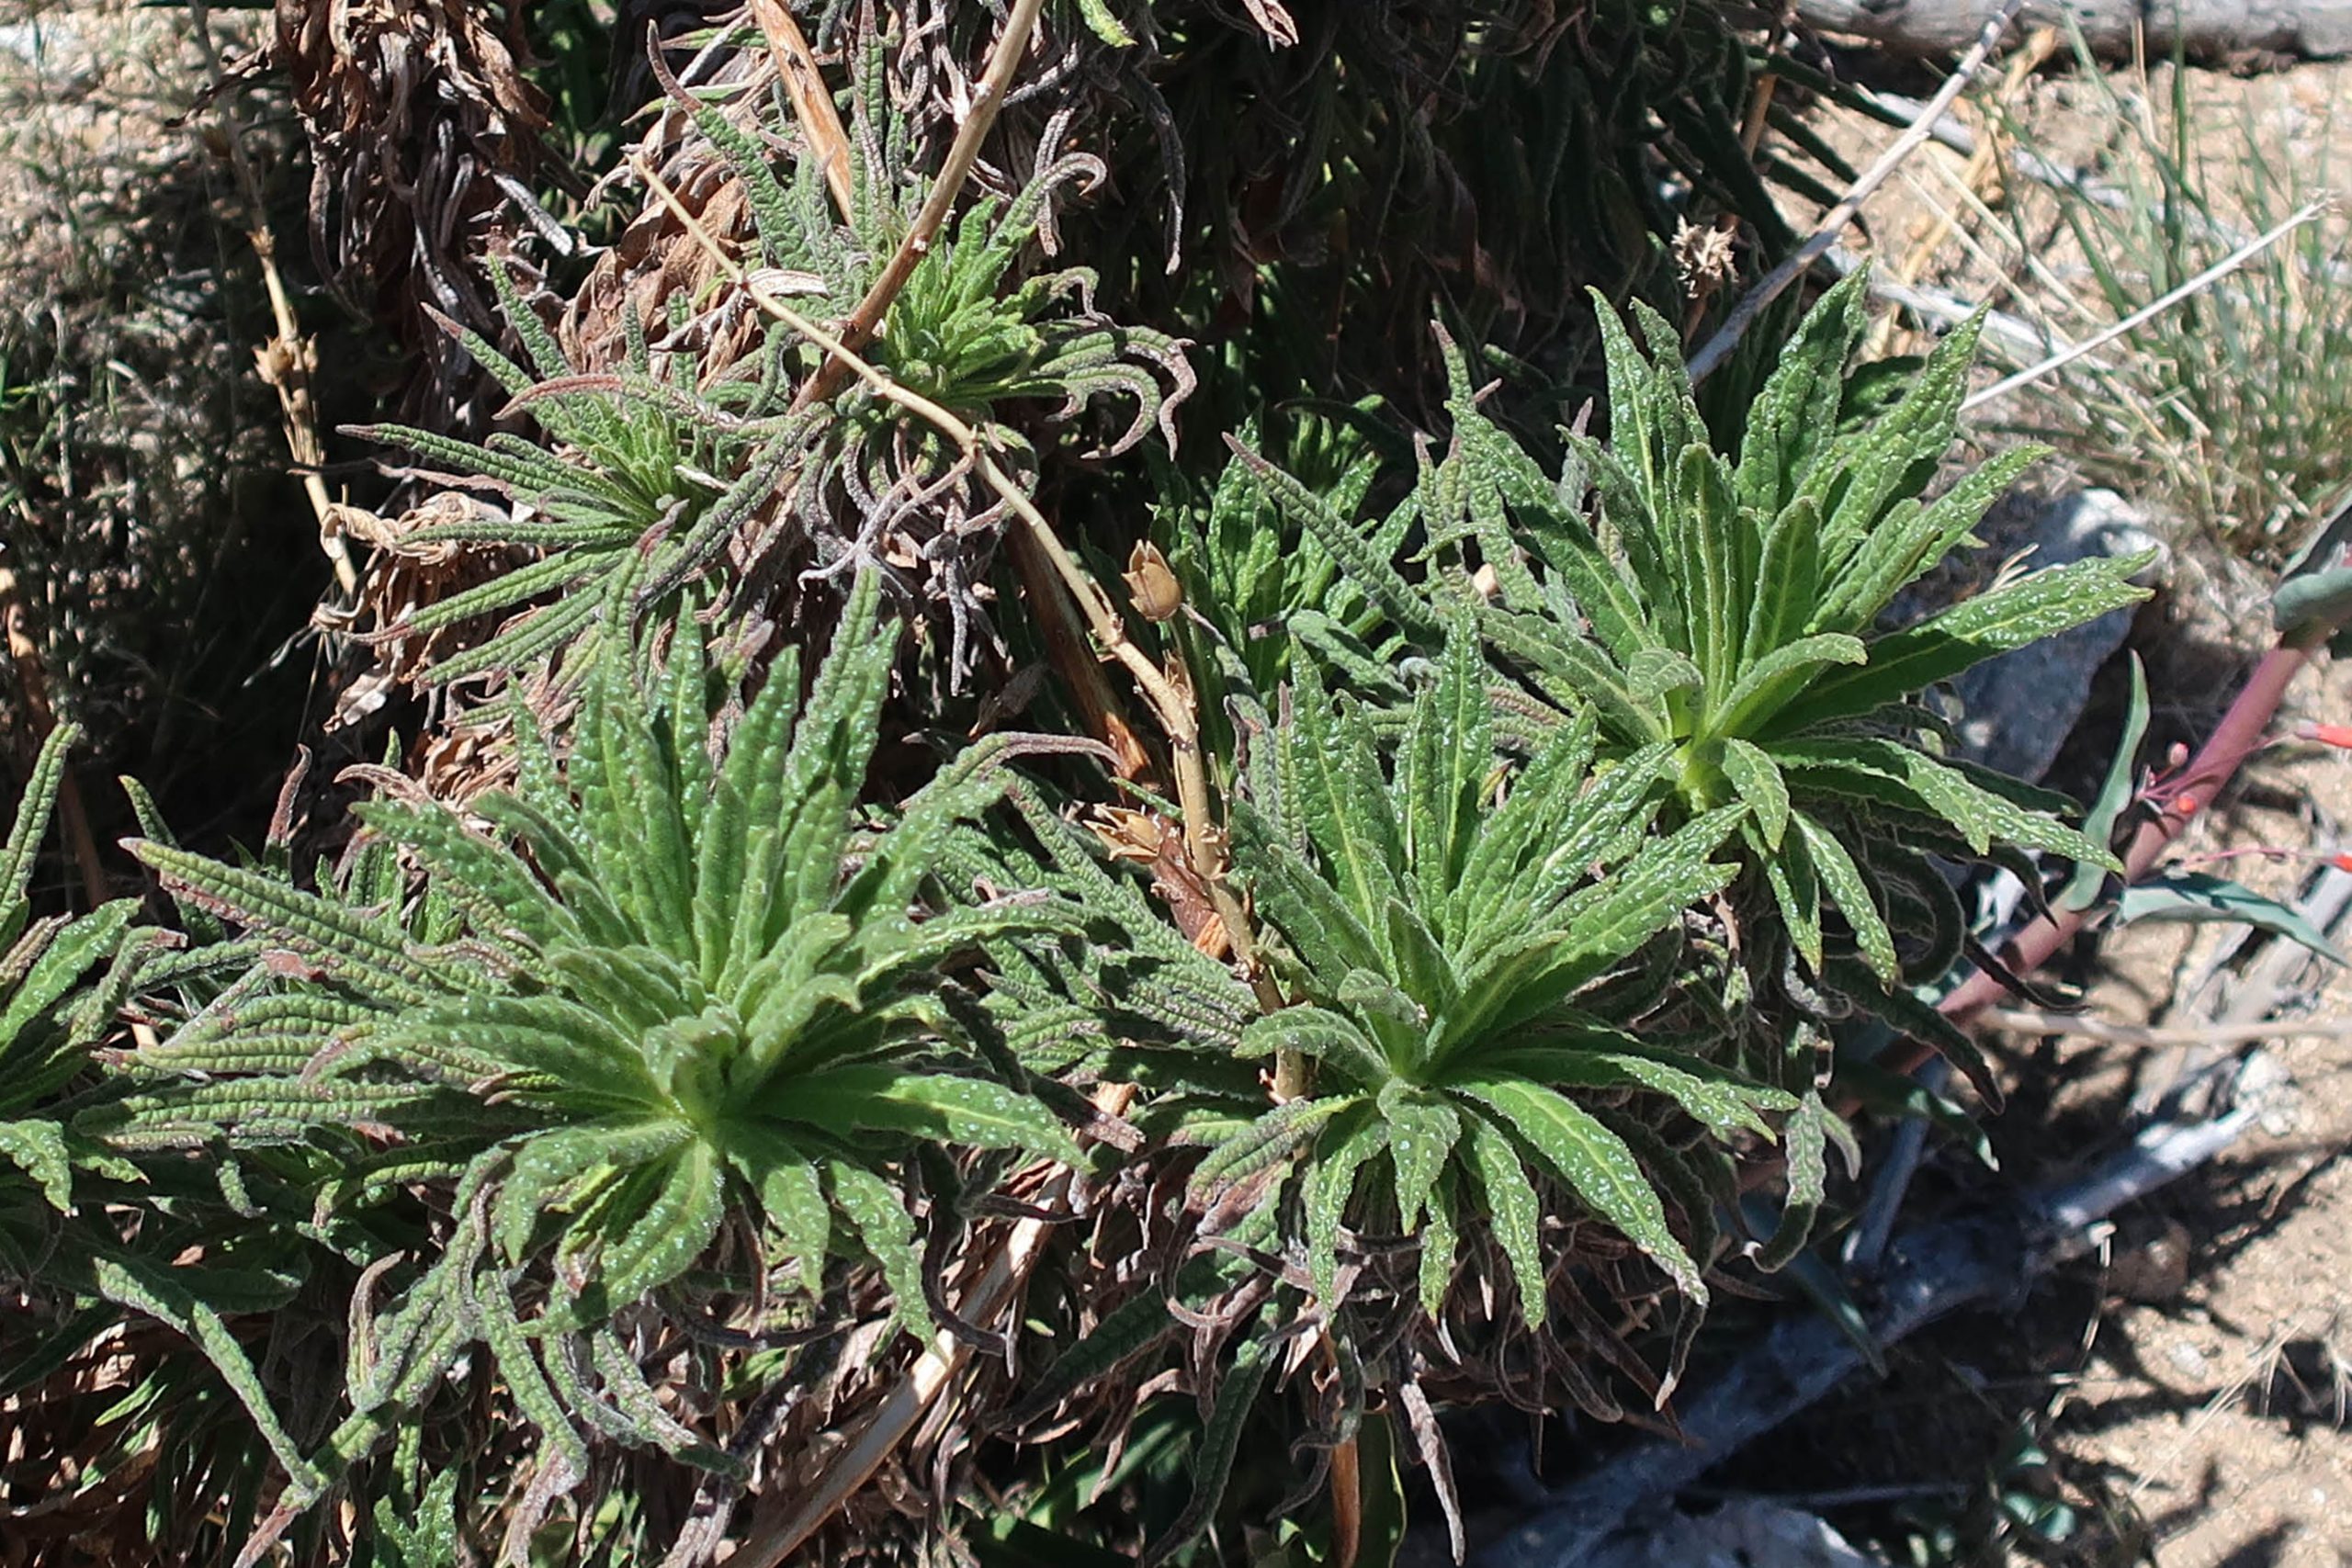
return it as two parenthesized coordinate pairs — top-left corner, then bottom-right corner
(2029, 619), (2352, 1568)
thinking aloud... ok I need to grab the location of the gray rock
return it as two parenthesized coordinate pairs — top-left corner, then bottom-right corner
(1578, 1499), (1886, 1568)
(1945, 489), (2165, 783)
(0, 17), (96, 90)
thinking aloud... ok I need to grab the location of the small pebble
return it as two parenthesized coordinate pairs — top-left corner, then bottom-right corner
(2109, 1217), (2195, 1303)
(2234, 1048), (2301, 1137)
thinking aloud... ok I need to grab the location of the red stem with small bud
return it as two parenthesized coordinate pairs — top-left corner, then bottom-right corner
(1883, 635), (2326, 1078)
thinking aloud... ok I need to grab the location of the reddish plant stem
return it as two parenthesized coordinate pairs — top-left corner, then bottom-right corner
(1883, 637), (2324, 1078)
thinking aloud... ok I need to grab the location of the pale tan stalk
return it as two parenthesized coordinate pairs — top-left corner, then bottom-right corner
(1688, 0), (2024, 381)
(792, 0), (1048, 409)
(750, 0), (854, 219)
(187, 2), (359, 597)
(634, 156), (1279, 1017)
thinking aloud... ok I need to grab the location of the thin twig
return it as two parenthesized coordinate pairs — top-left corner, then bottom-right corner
(792, 0), (1046, 410)
(1960, 200), (2328, 412)
(1686, 0), (2022, 382)
(1869, 25), (2057, 358)
(1865, 83), (2352, 289)
(1000, 522), (1156, 780)
(1984, 1007), (2352, 1048)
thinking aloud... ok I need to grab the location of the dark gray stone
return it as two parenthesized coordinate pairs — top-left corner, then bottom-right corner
(1946, 489), (2165, 783)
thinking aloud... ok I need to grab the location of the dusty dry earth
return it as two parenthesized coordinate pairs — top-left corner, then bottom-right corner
(2023, 590), (2352, 1568)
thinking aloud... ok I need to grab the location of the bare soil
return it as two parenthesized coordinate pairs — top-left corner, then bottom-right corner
(2023, 615), (2352, 1568)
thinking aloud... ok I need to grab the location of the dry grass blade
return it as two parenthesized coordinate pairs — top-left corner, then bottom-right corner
(1961, 200), (2327, 412)
(1688, 0), (2023, 380)
(1984, 1008), (2352, 1046)
(750, 0), (853, 218)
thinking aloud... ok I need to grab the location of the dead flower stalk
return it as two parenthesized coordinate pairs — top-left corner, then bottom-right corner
(791, 0), (1049, 411)
(632, 139), (1295, 1548)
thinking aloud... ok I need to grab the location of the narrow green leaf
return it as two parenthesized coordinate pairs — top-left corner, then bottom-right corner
(0, 1121), (72, 1211)
(1189, 1097), (1351, 1200)
(1829, 962), (2005, 1111)
(2118, 871), (2349, 964)
(92, 1256), (329, 1503)
(1231, 441), (1440, 641)
(785, 1066), (1082, 1162)
(1776, 554), (2154, 733)
(1718, 739), (1789, 849)
(1238, 1005), (1392, 1089)
(2061, 652), (2150, 913)
(1741, 497), (1825, 671)
(1796, 814), (1897, 984)
(128, 840), (440, 1003)
(2, 724), (76, 927)
(1307, 1107), (1389, 1310)
(1832, 1059), (1998, 1170)
(1454, 1077), (1702, 1303)
(1482, 1045), (1795, 1137)
(1750, 1090), (1832, 1271)
(1140, 1333), (1274, 1568)
(1704, 632), (1867, 740)
(1734, 269), (1868, 518)
(828, 1159), (934, 1341)
(595, 1142), (726, 1313)
(1379, 1084), (1462, 1234)
(1462, 1110), (1549, 1325)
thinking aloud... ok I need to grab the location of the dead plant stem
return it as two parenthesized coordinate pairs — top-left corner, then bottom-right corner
(750, 0), (854, 219)
(1984, 1008), (2352, 1047)
(186, 2), (357, 599)
(724, 1086), (1135, 1568)
(1870, 27), (2057, 358)
(792, 0), (1046, 409)
(633, 156), (1282, 1013)
(1687, 0), (2022, 382)
(1960, 200), (2327, 412)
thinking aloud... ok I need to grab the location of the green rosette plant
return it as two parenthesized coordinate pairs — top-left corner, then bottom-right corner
(1210, 626), (1793, 1326)
(124, 572), (1089, 1529)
